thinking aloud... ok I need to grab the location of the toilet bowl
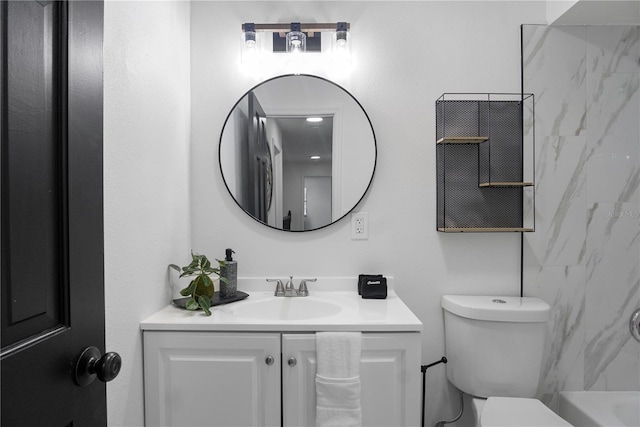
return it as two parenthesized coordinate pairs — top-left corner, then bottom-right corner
(472, 396), (572, 427)
(441, 295), (573, 427)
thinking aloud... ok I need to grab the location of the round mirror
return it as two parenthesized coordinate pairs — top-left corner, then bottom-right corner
(219, 74), (377, 232)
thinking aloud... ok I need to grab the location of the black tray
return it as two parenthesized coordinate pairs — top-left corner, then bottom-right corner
(173, 290), (249, 309)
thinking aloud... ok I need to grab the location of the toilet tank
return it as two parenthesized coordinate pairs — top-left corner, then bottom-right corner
(441, 295), (550, 399)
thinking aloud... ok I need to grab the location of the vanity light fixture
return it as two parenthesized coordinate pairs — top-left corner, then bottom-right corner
(241, 22), (259, 64)
(335, 22), (348, 50)
(306, 117), (323, 123)
(332, 21), (351, 66)
(241, 21), (351, 67)
(310, 155), (321, 160)
(286, 22), (306, 54)
(243, 22), (256, 46)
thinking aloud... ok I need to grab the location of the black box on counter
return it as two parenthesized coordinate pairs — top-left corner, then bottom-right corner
(358, 274), (387, 299)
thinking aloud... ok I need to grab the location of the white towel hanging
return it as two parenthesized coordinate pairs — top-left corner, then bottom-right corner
(315, 332), (362, 427)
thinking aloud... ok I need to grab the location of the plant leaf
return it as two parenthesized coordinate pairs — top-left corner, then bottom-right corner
(169, 264), (181, 271)
(203, 267), (218, 275)
(219, 276), (230, 284)
(181, 265), (197, 276)
(185, 298), (198, 311)
(202, 275), (213, 288)
(180, 281), (196, 297)
(198, 295), (212, 316)
(193, 275), (204, 289)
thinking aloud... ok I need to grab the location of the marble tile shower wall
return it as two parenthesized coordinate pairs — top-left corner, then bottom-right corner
(522, 25), (640, 409)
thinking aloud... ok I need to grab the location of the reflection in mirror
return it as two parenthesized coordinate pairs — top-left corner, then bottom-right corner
(219, 75), (376, 231)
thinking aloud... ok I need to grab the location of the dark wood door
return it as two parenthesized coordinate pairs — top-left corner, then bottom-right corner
(1, 1), (114, 425)
(243, 92), (270, 223)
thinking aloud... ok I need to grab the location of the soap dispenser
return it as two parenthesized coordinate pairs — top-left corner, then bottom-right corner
(219, 248), (237, 298)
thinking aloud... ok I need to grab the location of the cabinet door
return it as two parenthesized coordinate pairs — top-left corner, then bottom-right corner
(282, 334), (318, 426)
(143, 331), (280, 427)
(282, 332), (421, 427)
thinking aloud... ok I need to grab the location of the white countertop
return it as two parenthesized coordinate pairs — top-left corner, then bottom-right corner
(140, 277), (423, 332)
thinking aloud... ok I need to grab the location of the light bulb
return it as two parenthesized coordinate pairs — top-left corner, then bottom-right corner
(336, 31), (347, 48)
(241, 24), (259, 65)
(286, 31), (306, 54)
(332, 27), (351, 71)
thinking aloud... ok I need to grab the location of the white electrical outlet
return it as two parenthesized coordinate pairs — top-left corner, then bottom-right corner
(351, 212), (368, 240)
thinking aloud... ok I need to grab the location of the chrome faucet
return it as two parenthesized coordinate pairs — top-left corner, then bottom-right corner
(266, 279), (285, 297)
(284, 276), (297, 297)
(266, 277), (316, 297)
(297, 278), (316, 296)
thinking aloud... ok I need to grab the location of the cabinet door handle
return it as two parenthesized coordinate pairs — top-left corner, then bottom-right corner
(287, 357), (297, 367)
(265, 356), (274, 365)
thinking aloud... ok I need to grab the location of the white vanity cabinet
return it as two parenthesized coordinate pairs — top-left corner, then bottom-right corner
(143, 331), (421, 427)
(282, 332), (421, 427)
(143, 332), (281, 427)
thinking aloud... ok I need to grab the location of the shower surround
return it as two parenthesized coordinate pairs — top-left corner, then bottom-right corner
(522, 25), (640, 408)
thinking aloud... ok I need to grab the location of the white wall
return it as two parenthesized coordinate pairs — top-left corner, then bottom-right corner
(547, 0), (640, 25)
(546, 0), (579, 24)
(220, 100), (247, 199)
(190, 2), (546, 425)
(104, 1), (191, 425)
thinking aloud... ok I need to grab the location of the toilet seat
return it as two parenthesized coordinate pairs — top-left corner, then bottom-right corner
(480, 397), (573, 427)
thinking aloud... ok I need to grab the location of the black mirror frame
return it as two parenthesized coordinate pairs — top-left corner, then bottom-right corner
(218, 74), (377, 232)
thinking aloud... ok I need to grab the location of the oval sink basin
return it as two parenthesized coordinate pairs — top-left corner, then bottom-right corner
(228, 298), (342, 321)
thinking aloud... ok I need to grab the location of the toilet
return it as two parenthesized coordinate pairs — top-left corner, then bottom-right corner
(441, 295), (573, 427)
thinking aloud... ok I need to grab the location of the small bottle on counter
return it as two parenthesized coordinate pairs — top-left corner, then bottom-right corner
(219, 248), (237, 298)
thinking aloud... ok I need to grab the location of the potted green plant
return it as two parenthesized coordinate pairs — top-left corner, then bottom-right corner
(169, 252), (227, 316)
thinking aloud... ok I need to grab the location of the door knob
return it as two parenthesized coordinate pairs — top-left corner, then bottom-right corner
(288, 357), (297, 367)
(265, 355), (274, 365)
(74, 346), (121, 387)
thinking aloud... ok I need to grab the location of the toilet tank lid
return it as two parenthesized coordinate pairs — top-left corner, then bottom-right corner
(441, 295), (550, 322)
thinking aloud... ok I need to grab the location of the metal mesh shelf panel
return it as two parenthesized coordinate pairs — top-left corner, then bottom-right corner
(478, 100), (523, 184)
(436, 93), (534, 232)
(436, 99), (489, 141)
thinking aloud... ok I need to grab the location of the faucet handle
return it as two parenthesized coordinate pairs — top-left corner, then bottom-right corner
(266, 279), (285, 297)
(297, 278), (316, 296)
